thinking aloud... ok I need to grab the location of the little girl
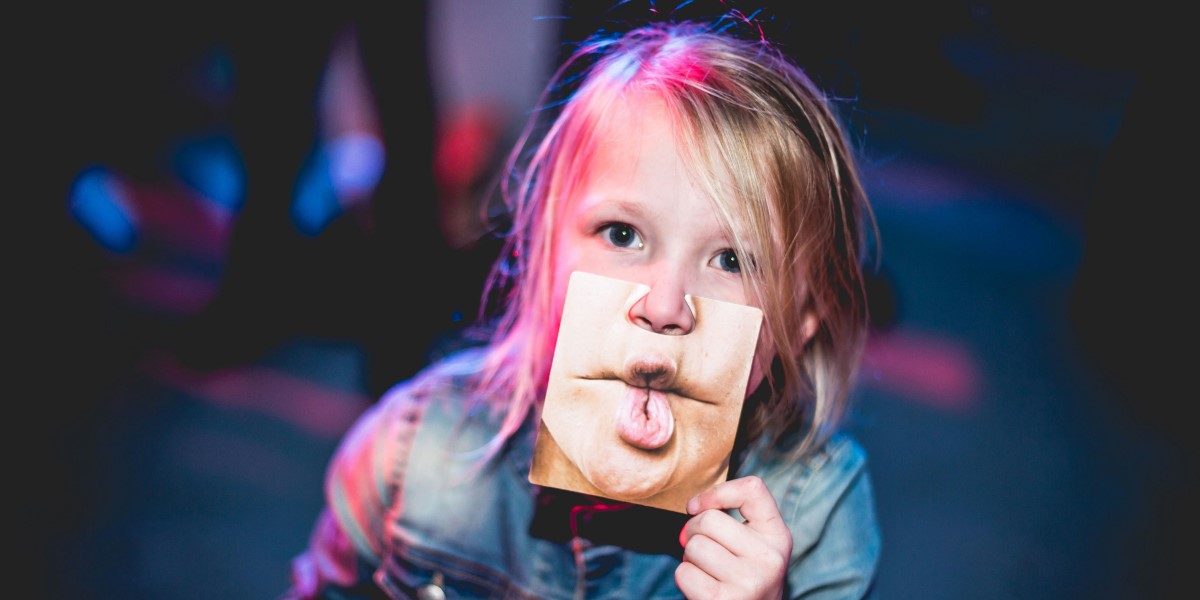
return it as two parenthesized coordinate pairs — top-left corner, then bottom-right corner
(287, 13), (881, 600)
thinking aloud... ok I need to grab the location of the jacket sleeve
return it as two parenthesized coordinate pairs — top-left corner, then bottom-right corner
(284, 384), (418, 599)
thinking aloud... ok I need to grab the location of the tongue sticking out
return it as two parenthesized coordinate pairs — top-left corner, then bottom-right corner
(616, 387), (675, 449)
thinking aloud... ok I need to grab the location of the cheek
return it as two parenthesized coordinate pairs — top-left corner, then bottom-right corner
(745, 362), (766, 400)
(551, 235), (583, 307)
(744, 335), (775, 399)
(556, 234), (608, 279)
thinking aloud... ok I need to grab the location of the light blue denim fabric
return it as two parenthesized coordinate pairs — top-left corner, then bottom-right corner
(312, 347), (880, 599)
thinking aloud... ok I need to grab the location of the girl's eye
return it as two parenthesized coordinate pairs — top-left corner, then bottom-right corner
(603, 223), (642, 249)
(715, 249), (741, 274)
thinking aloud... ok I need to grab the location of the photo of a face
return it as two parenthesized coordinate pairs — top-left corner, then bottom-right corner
(530, 271), (763, 513)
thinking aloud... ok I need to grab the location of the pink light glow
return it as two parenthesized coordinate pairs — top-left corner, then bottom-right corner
(126, 179), (235, 258)
(861, 328), (982, 412)
(145, 354), (371, 439)
(105, 263), (219, 316)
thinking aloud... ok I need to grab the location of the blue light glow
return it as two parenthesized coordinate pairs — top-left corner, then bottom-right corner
(327, 132), (385, 199)
(172, 133), (245, 214)
(291, 149), (339, 237)
(68, 166), (138, 253)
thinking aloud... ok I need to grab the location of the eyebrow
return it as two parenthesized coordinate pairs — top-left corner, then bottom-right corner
(578, 195), (652, 221)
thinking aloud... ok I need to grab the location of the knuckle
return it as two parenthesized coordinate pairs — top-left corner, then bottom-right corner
(742, 474), (768, 494)
(684, 532), (714, 557)
(694, 508), (719, 528)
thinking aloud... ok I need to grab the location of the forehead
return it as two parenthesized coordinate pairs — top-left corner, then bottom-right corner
(575, 95), (698, 193)
(586, 94), (684, 184)
(568, 90), (758, 240)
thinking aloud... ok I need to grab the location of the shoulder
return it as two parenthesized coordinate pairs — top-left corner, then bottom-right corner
(745, 433), (868, 498)
(323, 346), (492, 561)
(751, 433), (875, 536)
(747, 434), (881, 599)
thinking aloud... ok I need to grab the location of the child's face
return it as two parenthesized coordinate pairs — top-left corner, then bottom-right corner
(535, 92), (772, 510)
(550, 92), (766, 393)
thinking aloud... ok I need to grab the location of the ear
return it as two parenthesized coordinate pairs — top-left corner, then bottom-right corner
(799, 306), (820, 347)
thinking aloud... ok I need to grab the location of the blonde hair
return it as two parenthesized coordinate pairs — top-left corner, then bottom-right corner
(467, 17), (877, 466)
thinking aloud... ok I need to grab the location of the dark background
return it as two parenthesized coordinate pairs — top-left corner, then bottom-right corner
(19, 1), (1193, 598)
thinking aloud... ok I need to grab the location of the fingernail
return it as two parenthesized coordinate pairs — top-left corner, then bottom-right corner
(686, 497), (699, 514)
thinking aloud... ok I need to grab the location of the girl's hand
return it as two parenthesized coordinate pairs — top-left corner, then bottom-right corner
(676, 476), (792, 600)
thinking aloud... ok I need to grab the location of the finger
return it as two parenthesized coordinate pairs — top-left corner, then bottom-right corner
(680, 532), (743, 582)
(681, 505), (762, 558)
(688, 476), (788, 538)
(675, 558), (719, 599)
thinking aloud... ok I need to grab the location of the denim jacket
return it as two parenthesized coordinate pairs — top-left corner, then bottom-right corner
(286, 347), (880, 599)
